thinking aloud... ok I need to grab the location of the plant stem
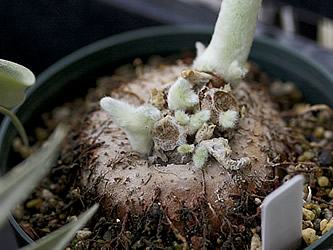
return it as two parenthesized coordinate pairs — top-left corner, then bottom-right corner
(193, 0), (262, 83)
(0, 105), (29, 147)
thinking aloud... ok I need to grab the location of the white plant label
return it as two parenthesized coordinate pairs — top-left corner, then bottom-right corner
(261, 175), (304, 250)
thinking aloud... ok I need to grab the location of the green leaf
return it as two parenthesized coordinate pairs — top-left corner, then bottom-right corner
(21, 204), (98, 250)
(0, 59), (35, 108)
(0, 125), (68, 227)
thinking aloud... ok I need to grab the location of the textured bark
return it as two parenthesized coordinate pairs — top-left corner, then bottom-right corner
(77, 62), (290, 234)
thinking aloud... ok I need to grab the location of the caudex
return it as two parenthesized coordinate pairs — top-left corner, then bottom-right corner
(100, 0), (262, 170)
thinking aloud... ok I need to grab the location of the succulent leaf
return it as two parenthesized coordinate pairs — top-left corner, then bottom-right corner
(100, 97), (161, 155)
(0, 59), (35, 108)
(0, 125), (67, 227)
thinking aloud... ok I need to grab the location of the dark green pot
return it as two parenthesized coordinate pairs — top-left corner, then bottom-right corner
(0, 26), (332, 249)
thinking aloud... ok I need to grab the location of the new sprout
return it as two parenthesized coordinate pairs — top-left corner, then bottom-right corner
(175, 110), (190, 125)
(219, 110), (239, 129)
(193, 145), (209, 169)
(177, 144), (195, 154)
(188, 110), (211, 134)
(100, 97), (161, 155)
(167, 77), (199, 110)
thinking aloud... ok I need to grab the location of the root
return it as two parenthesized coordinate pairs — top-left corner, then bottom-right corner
(164, 212), (189, 250)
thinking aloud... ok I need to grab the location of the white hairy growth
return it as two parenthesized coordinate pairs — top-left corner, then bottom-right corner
(100, 97), (161, 155)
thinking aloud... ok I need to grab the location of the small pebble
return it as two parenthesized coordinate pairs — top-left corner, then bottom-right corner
(303, 208), (316, 221)
(324, 131), (333, 140)
(314, 127), (325, 139)
(302, 228), (319, 245)
(26, 198), (43, 209)
(313, 219), (321, 231)
(302, 220), (313, 230)
(322, 218), (333, 234)
(320, 219), (328, 232)
(75, 241), (85, 248)
(323, 208), (333, 220)
(294, 144), (303, 155)
(41, 189), (54, 200)
(329, 188), (333, 198)
(298, 151), (315, 161)
(250, 232), (261, 250)
(318, 150), (333, 166)
(318, 176), (330, 187)
(76, 230), (92, 240)
(254, 198), (261, 205)
(304, 204), (321, 217)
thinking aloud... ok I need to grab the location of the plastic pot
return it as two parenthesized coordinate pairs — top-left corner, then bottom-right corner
(0, 26), (332, 249)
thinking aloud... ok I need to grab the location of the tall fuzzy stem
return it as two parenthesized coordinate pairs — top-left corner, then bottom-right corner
(193, 0), (262, 83)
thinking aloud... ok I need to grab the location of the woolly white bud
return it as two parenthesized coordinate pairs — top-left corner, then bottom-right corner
(219, 110), (239, 129)
(193, 145), (209, 169)
(100, 97), (161, 155)
(188, 110), (211, 134)
(167, 77), (199, 110)
(177, 144), (195, 154)
(175, 110), (190, 125)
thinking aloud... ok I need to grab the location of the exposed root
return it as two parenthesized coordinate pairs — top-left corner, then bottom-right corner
(164, 212), (189, 250)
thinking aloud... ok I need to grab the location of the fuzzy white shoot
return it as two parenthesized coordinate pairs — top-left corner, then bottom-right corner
(167, 77), (199, 110)
(188, 110), (211, 134)
(175, 110), (190, 125)
(177, 144), (195, 154)
(193, 0), (262, 84)
(100, 97), (161, 155)
(219, 110), (239, 129)
(193, 145), (209, 169)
